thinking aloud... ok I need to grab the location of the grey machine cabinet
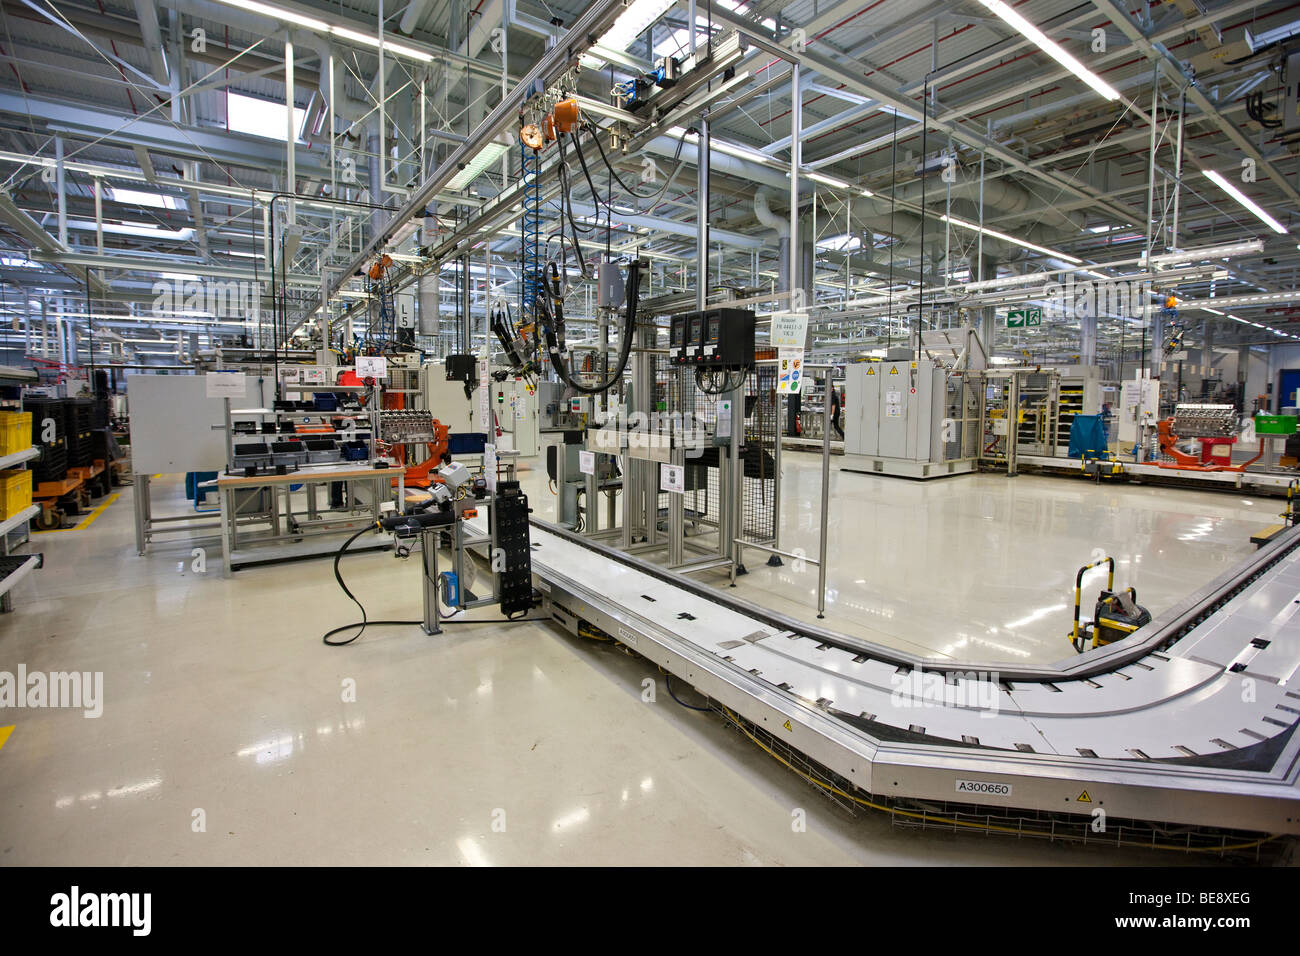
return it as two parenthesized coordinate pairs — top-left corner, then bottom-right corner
(845, 359), (947, 461)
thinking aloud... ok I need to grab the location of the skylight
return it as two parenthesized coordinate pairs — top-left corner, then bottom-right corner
(817, 234), (861, 252)
(68, 219), (195, 241)
(226, 91), (307, 143)
(108, 187), (182, 210)
(653, 1), (776, 58)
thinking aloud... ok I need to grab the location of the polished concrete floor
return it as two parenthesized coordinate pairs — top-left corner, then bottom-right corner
(0, 454), (1274, 865)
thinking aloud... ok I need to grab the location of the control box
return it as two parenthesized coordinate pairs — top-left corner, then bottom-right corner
(671, 308), (755, 369)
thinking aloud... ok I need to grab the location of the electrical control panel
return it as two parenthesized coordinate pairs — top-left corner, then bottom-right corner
(671, 308), (755, 369)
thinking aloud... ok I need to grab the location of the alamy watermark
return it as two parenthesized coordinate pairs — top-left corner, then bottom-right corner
(1039, 274), (1144, 321)
(0, 666), (103, 717)
(889, 665), (1001, 717)
(151, 278), (261, 321)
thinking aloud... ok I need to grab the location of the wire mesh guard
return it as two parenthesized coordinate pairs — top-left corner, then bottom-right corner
(647, 358), (778, 547)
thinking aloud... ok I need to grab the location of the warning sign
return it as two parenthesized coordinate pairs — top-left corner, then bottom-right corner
(866, 366), (876, 375)
(1077, 790), (1092, 803)
(888, 365), (899, 375)
(777, 347), (803, 394)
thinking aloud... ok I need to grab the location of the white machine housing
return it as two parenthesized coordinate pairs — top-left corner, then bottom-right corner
(844, 358), (947, 461)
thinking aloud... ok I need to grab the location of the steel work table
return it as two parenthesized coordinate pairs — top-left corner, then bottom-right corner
(217, 464), (394, 575)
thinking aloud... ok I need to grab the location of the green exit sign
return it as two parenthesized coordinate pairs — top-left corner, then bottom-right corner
(1007, 307), (1043, 328)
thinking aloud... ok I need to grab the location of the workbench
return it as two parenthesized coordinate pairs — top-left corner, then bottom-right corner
(217, 463), (395, 575)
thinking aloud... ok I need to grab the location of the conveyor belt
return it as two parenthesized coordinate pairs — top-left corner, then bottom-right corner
(467, 515), (1300, 835)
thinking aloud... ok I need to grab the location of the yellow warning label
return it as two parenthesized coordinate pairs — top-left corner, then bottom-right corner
(910, 362), (917, 369)
(866, 367), (875, 375)
(889, 366), (899, 375)
(782, 720), (793, 732)
(0, 725), (12, 752)
(1077, 790), (1091, 803)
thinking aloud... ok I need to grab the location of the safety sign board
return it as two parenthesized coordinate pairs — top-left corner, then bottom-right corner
(777, 347), (804, 394)
(660, 462), (685, 494)
(1006, 307), (1043, 328)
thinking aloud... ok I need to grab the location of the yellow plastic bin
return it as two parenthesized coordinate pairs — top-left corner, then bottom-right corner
(0, 411), (32, 456)
(0, 468), (32, 519)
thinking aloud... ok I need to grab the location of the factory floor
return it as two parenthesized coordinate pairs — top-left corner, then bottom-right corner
(0, 454), (1277, 866)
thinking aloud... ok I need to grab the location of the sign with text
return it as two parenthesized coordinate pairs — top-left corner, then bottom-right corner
(205, 371), (245, 398)
(578, 450), (595, 475)
(355, 355), (388, 378)
(771, 310), (809, 349)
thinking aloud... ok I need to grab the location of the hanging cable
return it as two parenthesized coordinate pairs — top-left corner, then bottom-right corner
(541, 258), (642, 395)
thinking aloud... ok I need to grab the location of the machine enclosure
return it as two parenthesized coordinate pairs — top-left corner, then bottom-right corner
(670, 308), (755, 369)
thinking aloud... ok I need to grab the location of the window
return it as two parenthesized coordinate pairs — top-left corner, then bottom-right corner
(226, 91), (306, 142)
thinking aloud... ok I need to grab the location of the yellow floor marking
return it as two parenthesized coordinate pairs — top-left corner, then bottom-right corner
(32, 492), (120, 533)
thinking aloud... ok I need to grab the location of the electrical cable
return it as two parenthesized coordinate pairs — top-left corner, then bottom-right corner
(545, 258), (642, 395)
(695, 366), (746, 395)
(665, 673), (711, 711)
(583, 120), (692, 214)
(321, 523), (546, 645)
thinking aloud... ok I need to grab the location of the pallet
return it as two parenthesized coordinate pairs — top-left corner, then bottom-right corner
(33, 476), (83, 501)
(66, 461), (104, 482)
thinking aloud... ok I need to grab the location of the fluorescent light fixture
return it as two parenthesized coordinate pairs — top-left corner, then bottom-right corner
(807, 172), (851, 190)
(1146, 239), (1264, 266)
(217, 0), (327, 31)
(582, 0), (676, 67)
(446, 142), (511, 190)
(211, 1), (431, 61)
(1200, 306), (1225, 315)
(68, 219), (195, 240)
(227, 91), (306, 142)
(710, 139), (773, 164)
(1202, 169), (1287, 234)
(940, 213), (1083, 264)
(108, 187), (181, 210)
(331, 26), (433, 62)
(977, 0), (1119, 101)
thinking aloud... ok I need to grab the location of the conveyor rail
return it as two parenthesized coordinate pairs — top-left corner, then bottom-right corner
(465, 516), (1300, 834)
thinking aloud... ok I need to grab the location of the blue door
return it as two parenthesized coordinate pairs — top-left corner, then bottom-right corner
(1279, 369), (1300, 412)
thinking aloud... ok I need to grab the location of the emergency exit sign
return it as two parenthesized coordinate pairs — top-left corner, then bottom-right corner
(1006, 308), (1042, 328)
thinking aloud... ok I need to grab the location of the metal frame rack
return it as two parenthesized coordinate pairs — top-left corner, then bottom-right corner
(0, 366), (42, 612)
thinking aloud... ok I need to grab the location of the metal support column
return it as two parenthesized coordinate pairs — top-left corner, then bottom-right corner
(420, 525), (442, 635)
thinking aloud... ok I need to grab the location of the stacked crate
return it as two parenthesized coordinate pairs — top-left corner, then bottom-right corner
(65, 398), (94, 467)
(24, 397), (67, 484)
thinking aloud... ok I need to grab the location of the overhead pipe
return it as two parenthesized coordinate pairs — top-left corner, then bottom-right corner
(753, 188), (791, 293)
(399, 0), (433, 35)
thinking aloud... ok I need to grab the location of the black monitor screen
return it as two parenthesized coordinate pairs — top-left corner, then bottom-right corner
(706, 314), (721, 344)
(670, 319), (683, 347)
(689, 317), (703, 346)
